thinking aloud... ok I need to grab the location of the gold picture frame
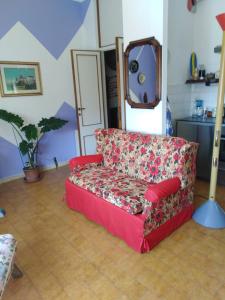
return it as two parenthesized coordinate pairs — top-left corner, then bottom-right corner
(0, 61), (43, 97)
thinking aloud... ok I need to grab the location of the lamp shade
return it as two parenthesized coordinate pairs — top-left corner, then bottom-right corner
(216, 13), (225, 31)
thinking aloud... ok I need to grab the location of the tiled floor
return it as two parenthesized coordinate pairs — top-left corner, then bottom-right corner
(0, 166), (225, 300)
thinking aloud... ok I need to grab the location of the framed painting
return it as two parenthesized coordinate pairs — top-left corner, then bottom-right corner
(0, 61), (43, 97)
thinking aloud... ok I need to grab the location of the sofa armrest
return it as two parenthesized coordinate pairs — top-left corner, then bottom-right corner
(69, 154), (103, 171)
(145, 177), (181, 203)
(178, 142), (199, 189)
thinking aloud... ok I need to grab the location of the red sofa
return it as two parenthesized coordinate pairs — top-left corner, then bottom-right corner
(65, 129), (198, 253)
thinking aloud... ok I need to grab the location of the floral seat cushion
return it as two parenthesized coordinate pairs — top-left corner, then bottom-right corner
(0, 234), (17, 298)
(68, 164), (194, 235)
(69, 165), (151, 215)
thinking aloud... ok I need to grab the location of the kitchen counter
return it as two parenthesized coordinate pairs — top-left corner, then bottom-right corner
(176, 116), (225, 126)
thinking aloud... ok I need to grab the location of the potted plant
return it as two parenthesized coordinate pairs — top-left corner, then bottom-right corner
(0, 109), (68, 182)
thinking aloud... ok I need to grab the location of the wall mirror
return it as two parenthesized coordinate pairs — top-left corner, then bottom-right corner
(124, 37), (162, 109)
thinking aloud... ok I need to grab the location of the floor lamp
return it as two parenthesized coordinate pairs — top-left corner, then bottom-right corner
(193, 13), (225, 228)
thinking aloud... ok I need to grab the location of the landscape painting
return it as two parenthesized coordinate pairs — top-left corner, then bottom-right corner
(0, 62), (42, 96)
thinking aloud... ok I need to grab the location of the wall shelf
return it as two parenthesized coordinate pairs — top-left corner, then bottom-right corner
(186, 78), (219, 86)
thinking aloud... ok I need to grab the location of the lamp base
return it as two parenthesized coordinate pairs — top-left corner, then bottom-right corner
(0, 208), (6, 218)
(193, 199), (225, 229)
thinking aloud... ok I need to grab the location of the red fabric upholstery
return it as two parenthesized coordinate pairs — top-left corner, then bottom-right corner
(141, 204), (193, 252)
(65, 179), (193, 253)
(145, 177), (181, 203)
(69, 154), (103, 171)
(66, 129), (198, 252)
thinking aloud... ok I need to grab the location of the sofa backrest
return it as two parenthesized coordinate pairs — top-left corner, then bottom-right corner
(95, 128), (198, 189)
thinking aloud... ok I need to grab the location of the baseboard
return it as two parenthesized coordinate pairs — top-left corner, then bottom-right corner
(0, 172), (24, 184)
(0, 161), (69, 184)
(41, 161), (69, 172)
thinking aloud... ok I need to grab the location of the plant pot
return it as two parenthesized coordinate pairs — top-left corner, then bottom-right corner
(23, 167), (40, 183)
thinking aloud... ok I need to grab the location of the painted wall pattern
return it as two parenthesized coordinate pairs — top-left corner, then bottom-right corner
(0, 0), (92, 181)
(0, 0), (91, 59)
(0, 102), (77, 179)
(0, 137), (23, 179)
(38, 102), (77, 167)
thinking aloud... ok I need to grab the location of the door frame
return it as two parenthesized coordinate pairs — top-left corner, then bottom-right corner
(71, 49), (81, 156)
(101, 38), (125, 130)
(115, 36), (126, 129)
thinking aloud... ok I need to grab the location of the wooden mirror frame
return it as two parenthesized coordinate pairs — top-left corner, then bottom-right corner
(124, 37), (162, 109)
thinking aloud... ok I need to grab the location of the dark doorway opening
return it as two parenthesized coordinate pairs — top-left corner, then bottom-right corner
(104, 49), (119, 129)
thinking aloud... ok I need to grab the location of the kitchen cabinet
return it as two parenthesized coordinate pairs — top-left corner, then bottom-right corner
(196, 125), (214, 180)
(176, 119), (225, 184)
(176, 122), (198, 142)
(176, 120), (214, 181)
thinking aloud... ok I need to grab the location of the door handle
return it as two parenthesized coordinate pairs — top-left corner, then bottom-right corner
(77, 107), (85, 116)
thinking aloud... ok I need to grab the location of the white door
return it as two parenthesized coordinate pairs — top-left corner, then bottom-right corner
(71, 50), (105, 155)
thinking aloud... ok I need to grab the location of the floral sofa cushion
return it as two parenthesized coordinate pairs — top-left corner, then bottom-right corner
(69, 164), (151, 215)
(0, 234), (17, 298)
(95, 128), (198, 189)
(69, 164), (193, 235)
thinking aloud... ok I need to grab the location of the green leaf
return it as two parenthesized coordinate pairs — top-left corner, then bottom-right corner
(0, 109), (24, 128)
(21, 124), (38, 141)
(38, 117), (68, 133)
(19, 140), (33, 156)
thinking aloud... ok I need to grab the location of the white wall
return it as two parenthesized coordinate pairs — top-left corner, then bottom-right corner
(190, 0), (225, 110)
(97, 0), (123, 48)
(0, 1), (98, 145)
(193, 0), (223, 76)
(122, 0), (167, 134)
(168, 1), (194, 86)
(167, 0), (193, 119)
(168, 0), (225, 121)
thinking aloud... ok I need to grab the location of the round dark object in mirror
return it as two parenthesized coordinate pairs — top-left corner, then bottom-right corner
(129, 60), (139, 73)
(138, 73), (146, 85)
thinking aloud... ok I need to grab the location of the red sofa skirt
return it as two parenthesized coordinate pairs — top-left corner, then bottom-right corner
(65, 179), (194, 253)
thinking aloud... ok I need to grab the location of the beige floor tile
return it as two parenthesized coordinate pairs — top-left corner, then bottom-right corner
(89, 275), (128, 300)
(63, 281), (98, 300)
(27, 269), (63, 300)
(214, 284), (225, 300)
(48, 257), (84, 287)
(50, 291), (71, 300)
(1, 167), (225, 300)
(2, 275), (42, 300)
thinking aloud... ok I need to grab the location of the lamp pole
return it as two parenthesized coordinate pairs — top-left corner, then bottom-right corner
(192, 13), (225, 229)
(209, 14), (225, 200)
